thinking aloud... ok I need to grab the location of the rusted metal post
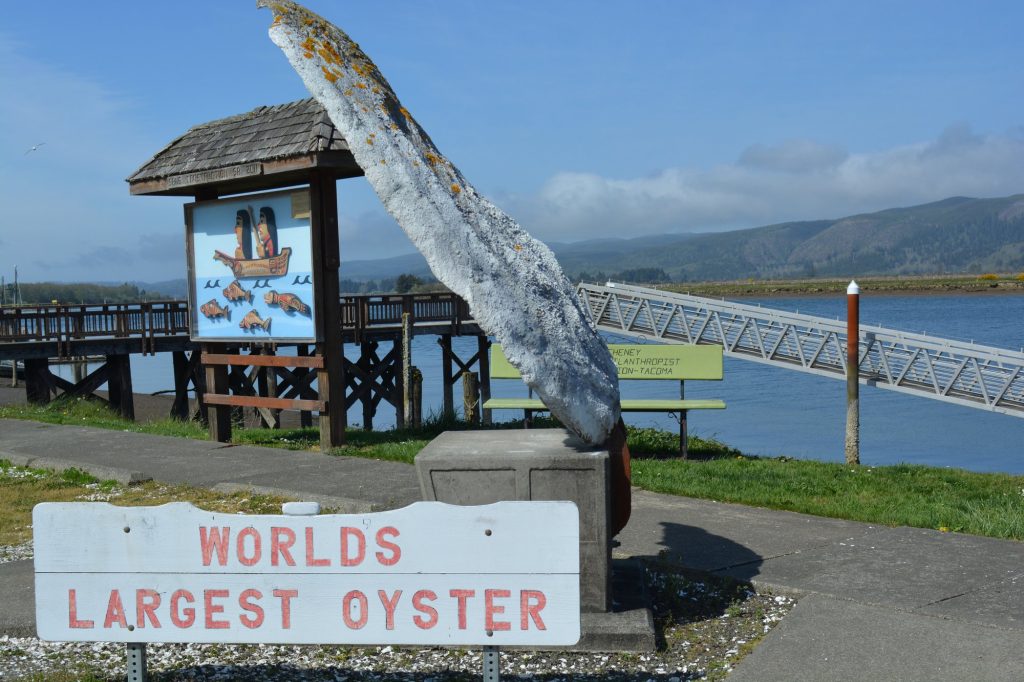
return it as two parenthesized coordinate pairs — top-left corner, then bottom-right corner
(845, 280), (860, 465)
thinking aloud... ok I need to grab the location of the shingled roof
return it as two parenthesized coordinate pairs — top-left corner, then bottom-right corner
(127, 99), (363, 196)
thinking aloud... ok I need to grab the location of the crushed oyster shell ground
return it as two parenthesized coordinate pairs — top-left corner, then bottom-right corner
(0, 471), (795, 680)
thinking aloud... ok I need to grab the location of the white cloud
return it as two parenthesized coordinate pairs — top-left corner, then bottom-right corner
(505, 125), (1024, 242)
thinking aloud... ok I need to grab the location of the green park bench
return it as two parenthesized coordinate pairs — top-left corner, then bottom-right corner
(482, 343), (726, 457)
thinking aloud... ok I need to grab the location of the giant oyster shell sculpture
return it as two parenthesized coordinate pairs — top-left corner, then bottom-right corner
(258, 0), (621, 445)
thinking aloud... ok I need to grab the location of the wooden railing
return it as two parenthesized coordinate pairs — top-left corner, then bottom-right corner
(340, 293), (472, 341)
(0, 293), (473, 353)
(0, 302), (190, 354)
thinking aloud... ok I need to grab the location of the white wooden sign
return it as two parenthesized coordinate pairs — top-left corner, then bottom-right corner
(33, 501), (579, 646)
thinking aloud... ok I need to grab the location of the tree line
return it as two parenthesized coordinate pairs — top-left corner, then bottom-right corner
(6, 282), (160, 305)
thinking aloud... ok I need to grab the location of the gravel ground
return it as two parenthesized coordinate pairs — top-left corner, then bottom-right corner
(0, 560), (794, 681)
(0, 445), (797, 681)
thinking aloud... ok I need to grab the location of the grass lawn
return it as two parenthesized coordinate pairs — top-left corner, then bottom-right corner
(3, 397), (1023, 541)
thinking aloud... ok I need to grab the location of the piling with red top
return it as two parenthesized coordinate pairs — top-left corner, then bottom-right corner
(845, 280), (860, 465)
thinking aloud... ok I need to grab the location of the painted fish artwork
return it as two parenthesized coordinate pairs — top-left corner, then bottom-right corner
(222, 280), (253, 304)
(239, 310), (272, 332)
(264, 290), (310, 315)
(199, 299), (230, 320)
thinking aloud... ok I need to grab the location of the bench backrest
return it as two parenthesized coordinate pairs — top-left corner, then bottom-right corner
(490, 343), (723, 381)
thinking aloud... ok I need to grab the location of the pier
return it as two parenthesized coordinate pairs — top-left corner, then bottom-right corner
(0, 293), (487, 429)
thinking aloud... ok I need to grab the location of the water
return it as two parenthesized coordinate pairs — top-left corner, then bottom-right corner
(53, 293), (1024, 474)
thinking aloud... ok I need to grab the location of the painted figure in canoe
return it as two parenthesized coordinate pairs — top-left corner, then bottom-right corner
(264, 290), (310, 315)
(254, 207), (278, 258)
(214, 204), (290, 279)
(233, 211), (253, 260)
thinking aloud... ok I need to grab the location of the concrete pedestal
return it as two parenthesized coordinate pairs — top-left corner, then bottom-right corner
(415, 428), (655, 651)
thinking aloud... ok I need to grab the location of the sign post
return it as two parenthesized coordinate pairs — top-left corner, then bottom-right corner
(34, 501), (580, 678)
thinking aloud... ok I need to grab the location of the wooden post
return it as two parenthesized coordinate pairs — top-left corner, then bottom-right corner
(297, 345), (313, 428)
(309, 171), (346, 450)
(72, 357), (86, 384)
(192, 352), (209, 425)
(845, 280), (860, 465)
(170, 351), (191, 421)
(402, 313), (413, 427)
(478, 335), (492, 425)
(194, 189), (229, 440)
(105, 354), (135, 421)
(256, 346), (281, 429)
(411, 366), (422, 429)
(359, 341), (375, 431)
(440, 334), (454, 419)
(205, 343), (231, 442)
(679, 379), (688, 459)
(24, 358), (51, 404)
(463, 371), (480, 425)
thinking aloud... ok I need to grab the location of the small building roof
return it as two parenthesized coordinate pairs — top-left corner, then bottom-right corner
(127, 99), (363, 196)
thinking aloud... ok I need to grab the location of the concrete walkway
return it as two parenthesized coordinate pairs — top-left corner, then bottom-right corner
(2, 417), (1023, 680)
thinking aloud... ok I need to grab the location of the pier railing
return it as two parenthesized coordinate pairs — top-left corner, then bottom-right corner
(0, 293), (474, 355)
(340, 293), (473, 341)
(0, 301), (191, 355)
(578, 282), (1024, 418)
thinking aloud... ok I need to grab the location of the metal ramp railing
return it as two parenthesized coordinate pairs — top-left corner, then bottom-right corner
(577, 282), (1024, 417)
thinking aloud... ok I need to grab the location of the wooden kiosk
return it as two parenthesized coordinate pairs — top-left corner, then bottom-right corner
(128, 99), (364, 449)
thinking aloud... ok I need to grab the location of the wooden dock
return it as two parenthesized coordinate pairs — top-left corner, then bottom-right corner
(0, 294), (488, 430)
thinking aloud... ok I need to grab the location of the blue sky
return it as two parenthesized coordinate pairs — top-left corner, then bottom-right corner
(3, 0), (1023, 283)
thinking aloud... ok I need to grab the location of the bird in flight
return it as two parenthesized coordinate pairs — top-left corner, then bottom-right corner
(24, 142), (45, 155)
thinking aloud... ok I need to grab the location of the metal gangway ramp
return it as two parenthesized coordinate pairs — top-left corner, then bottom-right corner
(577, 282), (1024, 418)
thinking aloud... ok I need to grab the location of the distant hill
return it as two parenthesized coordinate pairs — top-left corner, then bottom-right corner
(92, 193), (1024, 297)
(576, 194), (1024, 281)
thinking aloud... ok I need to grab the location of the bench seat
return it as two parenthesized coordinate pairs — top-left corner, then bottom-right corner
(483, 343), (726, 457)
(482, 398), (726, 412)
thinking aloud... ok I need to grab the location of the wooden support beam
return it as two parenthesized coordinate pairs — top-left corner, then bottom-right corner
(24, 358), (52, 404)
(201, 353), (324, 368)
(297, 344), (313, 428)
(105, 354), (135, 421)
(478, 335), (492, 425)
(256, 347), (281, 429)
(203, 393), (325, 412)
(439, 335), (454, 418)
(204, 343), (232, 442)
(171, 351), (191, 421)
(310, 170), (345, 450)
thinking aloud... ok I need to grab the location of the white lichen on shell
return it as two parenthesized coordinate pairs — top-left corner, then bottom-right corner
(258, 0), (620, 443)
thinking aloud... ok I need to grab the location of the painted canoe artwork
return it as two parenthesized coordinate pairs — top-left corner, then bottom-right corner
(199, 299), (230, 320)
(214, 246), (292, 279)
(222, 280), (253, 303)
(264, 290), (310, 315)
(239, 310), (272, 332)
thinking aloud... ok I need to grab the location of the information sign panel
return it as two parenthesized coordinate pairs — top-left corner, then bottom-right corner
(185, 189), (317, 342)
(33, 501), (580, 646)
